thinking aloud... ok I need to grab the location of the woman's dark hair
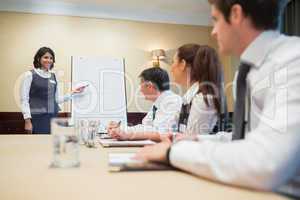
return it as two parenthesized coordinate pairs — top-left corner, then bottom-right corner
(177, 44), (224, 114)
(208, 0), (282, 30)
(139, 67), (170, 92)
(33, 47), (55, 69)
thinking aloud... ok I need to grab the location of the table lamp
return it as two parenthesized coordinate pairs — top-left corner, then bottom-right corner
(151, 49), (166, 67)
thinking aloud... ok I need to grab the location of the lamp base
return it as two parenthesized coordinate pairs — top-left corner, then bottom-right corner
(152, 60), (160, 67)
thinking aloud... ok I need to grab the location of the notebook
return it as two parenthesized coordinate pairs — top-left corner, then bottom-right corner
(98, 138), (156, 147)
(108, 152), (172, 171)
(97, 133), (112, 139)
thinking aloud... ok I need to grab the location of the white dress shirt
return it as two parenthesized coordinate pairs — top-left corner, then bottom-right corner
(169, 31), (300, 190)
(181, 82), (217, 135)
(125, 90), (182, 133)
(20, 68), (72, 119)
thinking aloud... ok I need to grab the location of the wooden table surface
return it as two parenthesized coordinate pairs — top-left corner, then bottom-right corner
(0, 135), (291, 200)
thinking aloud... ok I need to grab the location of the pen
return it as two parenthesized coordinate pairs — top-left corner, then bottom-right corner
(78, 84), (89, 89)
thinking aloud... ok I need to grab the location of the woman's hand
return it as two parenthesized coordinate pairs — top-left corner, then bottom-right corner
(175, 133), (198, 142)
(24, 119), (32, 134)
(72, 85), (87, 94)
(159, 132), (195, 142)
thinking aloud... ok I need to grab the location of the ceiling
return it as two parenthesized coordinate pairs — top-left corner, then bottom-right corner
(0, 0), (212, 26)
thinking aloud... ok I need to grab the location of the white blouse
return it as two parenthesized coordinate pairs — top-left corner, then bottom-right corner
(182, 82), (218, 135)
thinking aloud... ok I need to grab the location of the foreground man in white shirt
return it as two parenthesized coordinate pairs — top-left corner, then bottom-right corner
(108, 67), (182, 142)
(136, 0), (300, 193)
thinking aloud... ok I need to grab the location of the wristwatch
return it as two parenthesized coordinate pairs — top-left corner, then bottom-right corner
(166, 146), (172, 165)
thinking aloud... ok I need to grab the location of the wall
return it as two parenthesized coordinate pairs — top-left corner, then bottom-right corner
(0, 11), (235, 113)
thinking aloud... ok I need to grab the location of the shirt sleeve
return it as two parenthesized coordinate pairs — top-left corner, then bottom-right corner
(125, 95), (182, 133)
(20, 71), (32, 119)
(55, 81), (73, 104)
(169, 59), (300, 191)
(196, 132), (232, 142)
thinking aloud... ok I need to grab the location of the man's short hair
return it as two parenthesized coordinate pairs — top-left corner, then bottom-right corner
(139, 67), (170, 92)
(208, 0), (283, 30)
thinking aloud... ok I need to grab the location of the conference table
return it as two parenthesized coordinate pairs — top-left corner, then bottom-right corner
(0, 135), (291, 200)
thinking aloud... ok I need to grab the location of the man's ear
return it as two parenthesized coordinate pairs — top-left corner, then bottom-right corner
(146, 82), (154, 89)
(229, 4), (244, 25)
(151, 83), (158, 91)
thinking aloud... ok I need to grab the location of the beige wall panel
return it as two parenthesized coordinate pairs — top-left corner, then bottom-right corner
(0, 11), (234, 113)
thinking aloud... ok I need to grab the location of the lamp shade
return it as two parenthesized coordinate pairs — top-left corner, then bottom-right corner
(151, 49), (166, 59)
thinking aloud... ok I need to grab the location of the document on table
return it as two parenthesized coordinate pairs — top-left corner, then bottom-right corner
(108, 153), (172, 172)
(97, 134), (112, 139)
(98, 138), (155, 147)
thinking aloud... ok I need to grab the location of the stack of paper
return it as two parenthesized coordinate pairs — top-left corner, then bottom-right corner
(98, 138), (155, 147)
(108, 153), (172, 171)
(97, 134), (112, 139)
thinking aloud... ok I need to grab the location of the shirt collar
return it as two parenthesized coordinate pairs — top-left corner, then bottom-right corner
(34, 68), (52, 78)
(241, 30), (280, 68)
(153, 90), (172, 109)
(182, 82), (199, 104)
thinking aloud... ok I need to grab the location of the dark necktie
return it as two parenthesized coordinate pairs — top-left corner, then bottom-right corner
(152, 105), (158, 121)
(178, 103), (192, 125)
(232, 62), (252, 140)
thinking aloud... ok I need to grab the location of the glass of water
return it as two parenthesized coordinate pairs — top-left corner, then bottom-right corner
(86, 120), (100, 148)
(77, 119), (89, 145)
(50, 118), (80, 168)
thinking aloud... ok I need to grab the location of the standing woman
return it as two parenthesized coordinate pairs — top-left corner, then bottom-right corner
(20, 47), (84, 134)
